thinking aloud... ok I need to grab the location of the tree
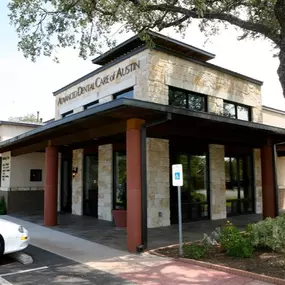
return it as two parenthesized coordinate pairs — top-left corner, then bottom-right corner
(7, 0), (285, 97)
(9, 113), (40, 123)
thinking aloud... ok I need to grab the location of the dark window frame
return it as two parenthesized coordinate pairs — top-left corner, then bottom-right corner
(62, 110), (73, 118)
(84, 100), (99, 110)
(30, 169), (42, 182)
(223, 100), (252, 121)
(168, 86), (208, 112)
(113, 88), (134, 100)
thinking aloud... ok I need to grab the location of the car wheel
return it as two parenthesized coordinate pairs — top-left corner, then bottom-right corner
(0, 235), (4, 257)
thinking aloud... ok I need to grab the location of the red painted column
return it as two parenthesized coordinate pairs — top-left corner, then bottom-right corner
(126, 118), (144, 252)
(44, 145), (59, 226)
(261, 139), (277, 218)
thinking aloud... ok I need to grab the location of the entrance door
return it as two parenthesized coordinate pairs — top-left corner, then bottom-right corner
(225, 155), (254, 216)
(83, 154), (98, 217)
(170, 152), (209, 223)
(61, 157), (72, 213)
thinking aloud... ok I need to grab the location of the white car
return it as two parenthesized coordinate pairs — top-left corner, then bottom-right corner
(0, 218), (30, 256)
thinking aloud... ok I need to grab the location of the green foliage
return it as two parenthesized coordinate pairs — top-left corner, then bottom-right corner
(220, 221), (254, 258)
(7, 0), (282, 63)
(183, 242), (207, 260)
(249, 214), (285, 252)
(191, 192), (206, 203)
(9, 113), (40, 123)
(0, 197), (7, 215)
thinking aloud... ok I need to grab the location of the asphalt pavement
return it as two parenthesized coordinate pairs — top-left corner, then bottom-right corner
(0, 245), (136, 285)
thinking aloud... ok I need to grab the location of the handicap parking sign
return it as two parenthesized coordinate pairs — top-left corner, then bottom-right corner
(172, 164), (183, 186)
(175, 172), (180, 180)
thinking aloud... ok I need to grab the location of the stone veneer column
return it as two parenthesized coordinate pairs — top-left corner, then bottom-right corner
(208, 96), (223, 115)
(98, 144), (113, 221)
(72, 149), (83, 215)
(209, 144), (226, 220)
(254, 149), (263, 214)
(146, 138), (170, 228)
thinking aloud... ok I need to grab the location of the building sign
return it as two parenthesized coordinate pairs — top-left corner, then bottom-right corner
(57, 61), (141, 106)
(1, 155), (10, 182)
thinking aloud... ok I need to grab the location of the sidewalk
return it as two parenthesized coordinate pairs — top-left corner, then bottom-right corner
(2, 215), (273, 285)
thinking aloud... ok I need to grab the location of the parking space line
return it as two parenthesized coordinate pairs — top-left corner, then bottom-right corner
(0, 266), (48, 278)
(0, 277), (13, 285)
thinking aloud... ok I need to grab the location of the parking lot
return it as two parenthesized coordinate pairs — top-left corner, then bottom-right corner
(0, 246), (135, 285)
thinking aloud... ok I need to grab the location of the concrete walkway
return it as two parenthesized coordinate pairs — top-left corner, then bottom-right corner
(1, 215), (273, 285)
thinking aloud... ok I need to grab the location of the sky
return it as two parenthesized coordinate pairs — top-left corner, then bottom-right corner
(0, 1), (284, 122)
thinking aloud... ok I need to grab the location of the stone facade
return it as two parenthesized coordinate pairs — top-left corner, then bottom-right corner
(147, 50), (262, 122)
(146, 138), (170, 228)
(254, 149), (263, 214)
(209, 144), (226, 220)
(72, 149), (83, 215)
(98, 144), (113, 221)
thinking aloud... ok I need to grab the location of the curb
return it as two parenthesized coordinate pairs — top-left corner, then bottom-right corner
(148, 248), (285, 285)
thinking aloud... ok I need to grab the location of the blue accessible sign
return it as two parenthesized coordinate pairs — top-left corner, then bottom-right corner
(172, 164), (183, 187)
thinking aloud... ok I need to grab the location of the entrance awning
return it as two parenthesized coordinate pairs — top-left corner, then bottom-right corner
(1, 98), (285, 155)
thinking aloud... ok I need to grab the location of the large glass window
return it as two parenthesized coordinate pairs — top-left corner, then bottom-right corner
(223, 101), (251, 121)
(170, 152), (209, 223)
(83, 154), (98, 217)
(113, 152), (127, 209)
(169, 87), (207, 112)
(225, 155), (254, 216)
(113, 88), (134, 100)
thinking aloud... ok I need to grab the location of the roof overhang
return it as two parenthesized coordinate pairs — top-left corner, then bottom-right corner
(1, 99), (285, 155)
(92, 30), (215, 65)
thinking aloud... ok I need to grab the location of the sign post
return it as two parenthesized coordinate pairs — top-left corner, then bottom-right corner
(172, 164), (183, 257)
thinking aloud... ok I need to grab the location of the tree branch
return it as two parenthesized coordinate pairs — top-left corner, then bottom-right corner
(143, 4), (281, 45)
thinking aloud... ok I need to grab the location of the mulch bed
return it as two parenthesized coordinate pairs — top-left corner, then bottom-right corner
(155, 244), (285, 280)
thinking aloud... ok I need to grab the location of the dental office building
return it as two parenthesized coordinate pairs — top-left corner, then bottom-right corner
(1, 31), (285, 252)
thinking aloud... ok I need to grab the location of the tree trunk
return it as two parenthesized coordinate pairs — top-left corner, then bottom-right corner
(278, 45), (285, 98)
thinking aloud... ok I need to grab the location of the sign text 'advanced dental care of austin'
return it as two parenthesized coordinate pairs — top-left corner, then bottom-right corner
(57, 61), (140, 105)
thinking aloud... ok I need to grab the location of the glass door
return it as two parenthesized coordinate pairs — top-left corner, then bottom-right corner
(83, 154), (98, 217)
(61, 157), (72, 213)
(170, 152), (209, 223)
(225, 155), (254, 216)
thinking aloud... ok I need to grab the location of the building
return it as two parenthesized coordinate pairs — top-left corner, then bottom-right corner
(0, 120), (42, 212)
(1, 31), (285, 253)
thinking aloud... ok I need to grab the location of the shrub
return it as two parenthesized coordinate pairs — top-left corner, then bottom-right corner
(250, 214), (285, 252)
(0, 196), (7, 215)
(183, 242), (208, 259)
(220, 221), (254, 258)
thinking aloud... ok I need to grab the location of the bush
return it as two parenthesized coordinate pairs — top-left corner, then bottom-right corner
(0, 196), (7, 215)
(249, 214), (285, 252)
(220, 221), (254, 258)
(183, 242), (208, 259)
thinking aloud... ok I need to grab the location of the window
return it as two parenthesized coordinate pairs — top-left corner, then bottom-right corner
(223, 101), (251, 121)
(62, 110), (73, 118)
(30, 169), (42, 182)
(84, 100), (99, 110)
(113, 88), (134, 100)
(113, 152), (127, 210)
(169, 87), (207, 112)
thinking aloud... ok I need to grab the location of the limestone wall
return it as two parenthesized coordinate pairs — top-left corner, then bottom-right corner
(146, 138), (170, 228)
(98, 144), (113, 221)
(209, 144), (226, 220)
(254, 149), (263, 214)
(72, 149), (83, 215)
(146, 50), (262, 122)
(54, 50), (149, 119)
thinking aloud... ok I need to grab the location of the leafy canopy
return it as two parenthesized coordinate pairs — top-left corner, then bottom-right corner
(7, 0), (285, 95)
(8, 0), (282, 61)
